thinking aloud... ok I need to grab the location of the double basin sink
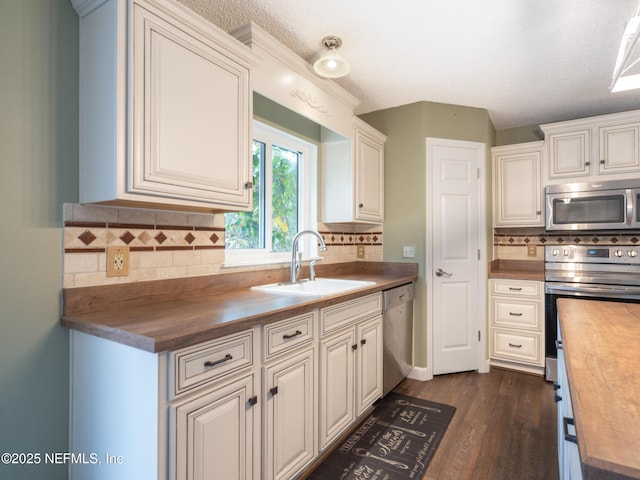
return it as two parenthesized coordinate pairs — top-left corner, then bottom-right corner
(252, 278), (375, 297)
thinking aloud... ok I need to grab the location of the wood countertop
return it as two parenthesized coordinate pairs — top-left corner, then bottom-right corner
(557, 298), (640, 480)
(61, 261), (418, 353)
(488, 259), (544, 281)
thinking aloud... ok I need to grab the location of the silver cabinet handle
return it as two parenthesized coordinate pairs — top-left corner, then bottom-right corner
(435, 268), (452, 278)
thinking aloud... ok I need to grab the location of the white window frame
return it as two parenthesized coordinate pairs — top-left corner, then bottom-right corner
(224, 121), (318, 266)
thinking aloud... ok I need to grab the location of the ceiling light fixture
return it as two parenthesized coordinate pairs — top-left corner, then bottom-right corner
(610, 0), (640, 92)
(313, 36), (350, 79)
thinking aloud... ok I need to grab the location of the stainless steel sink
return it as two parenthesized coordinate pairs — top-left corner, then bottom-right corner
(252, 278), (375, 297)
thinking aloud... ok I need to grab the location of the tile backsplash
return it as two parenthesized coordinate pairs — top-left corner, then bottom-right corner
(63, 203), (383, 288)
(494, 227), (640, 260)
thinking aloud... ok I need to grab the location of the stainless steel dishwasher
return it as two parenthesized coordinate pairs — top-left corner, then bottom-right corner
(382, 283), (415, 396)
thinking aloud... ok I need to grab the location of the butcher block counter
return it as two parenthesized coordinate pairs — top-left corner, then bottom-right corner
(557, 298), (640, 480)
(61, 261), (418, 353)
(488, 259), (544, 281)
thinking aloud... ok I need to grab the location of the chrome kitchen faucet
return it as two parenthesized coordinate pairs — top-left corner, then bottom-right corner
(289, 230), (327, 283)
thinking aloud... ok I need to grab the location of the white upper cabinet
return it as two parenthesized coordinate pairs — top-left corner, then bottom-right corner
(492, 141), (544, 227)
(72, 0), (258, 212)
(541, 110), (640, 185)
(320, 119), (386, 224)
(354, 118), (385, 222)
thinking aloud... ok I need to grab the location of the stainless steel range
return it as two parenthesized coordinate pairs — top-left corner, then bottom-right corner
(544, 244), (640, 381)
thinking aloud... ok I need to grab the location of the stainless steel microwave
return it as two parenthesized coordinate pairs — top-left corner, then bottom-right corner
(545, 180), (640, 231)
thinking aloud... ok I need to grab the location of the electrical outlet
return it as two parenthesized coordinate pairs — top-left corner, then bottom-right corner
(357, 245), (365, 259)
(107, 246), (130, 277)
(527, 244), (537, 257)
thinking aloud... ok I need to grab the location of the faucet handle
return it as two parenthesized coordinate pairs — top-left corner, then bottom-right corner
(309, 260), (317, 281)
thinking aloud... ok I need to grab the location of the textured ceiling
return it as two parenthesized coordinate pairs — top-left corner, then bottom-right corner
(178, 0), (640, 130)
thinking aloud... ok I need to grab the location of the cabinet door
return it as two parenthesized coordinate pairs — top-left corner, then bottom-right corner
(354, 128), (384, 222)
(131, 4), (251, 207)
(598, 122), (640, 175)
(172, 374), (257, 480)
(264, 347), (316, 480)
(355, 316), (383, 416)
(493, 146), (543, 226)
(547, 129), (591, 179)
(319, 329), (355, 449)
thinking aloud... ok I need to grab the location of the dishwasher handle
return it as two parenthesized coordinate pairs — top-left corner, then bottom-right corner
(382, 283), (415, 311)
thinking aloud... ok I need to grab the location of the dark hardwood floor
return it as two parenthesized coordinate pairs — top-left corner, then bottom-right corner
(394, 368), (559, 480)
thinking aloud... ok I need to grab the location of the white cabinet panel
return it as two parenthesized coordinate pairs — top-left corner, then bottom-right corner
(492, 141), (543, 227)
(264, 347), (316, 480)
(355, 315), (383, 416)
(172, 373), (257, 480)
(598, 122), (640, 175)
(319, 329), (355, 449)
(73, 0), (257, 212)
(321, 118), (385, 224)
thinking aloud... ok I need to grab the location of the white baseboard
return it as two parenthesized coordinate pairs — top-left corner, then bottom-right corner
(407, 366), (431, 381)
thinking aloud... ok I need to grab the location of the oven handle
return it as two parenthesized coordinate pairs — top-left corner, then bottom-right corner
(545, 282), (640, 298)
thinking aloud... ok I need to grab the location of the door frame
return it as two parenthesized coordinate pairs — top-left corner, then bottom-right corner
(425, 137), (489, 380)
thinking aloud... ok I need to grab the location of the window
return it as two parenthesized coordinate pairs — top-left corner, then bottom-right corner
(225, 121), (317, 265)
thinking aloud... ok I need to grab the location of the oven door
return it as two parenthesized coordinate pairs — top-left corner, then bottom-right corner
(545, 188), (632, 231)
(544, 282), (640, 381)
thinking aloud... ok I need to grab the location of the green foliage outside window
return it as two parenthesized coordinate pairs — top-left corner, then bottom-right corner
(225, 141), (299, 252)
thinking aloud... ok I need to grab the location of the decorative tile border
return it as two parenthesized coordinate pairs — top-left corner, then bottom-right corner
(65, 222), (224, 253)
(494, 228), (640, 246)
(319, 230), (383, 247)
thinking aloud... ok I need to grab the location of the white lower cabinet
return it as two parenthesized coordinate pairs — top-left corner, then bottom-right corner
(319, 294), (383, 449)
(319, 328), (355, 448)
(262, 313), (317, 480)
(489, 278), (545, 375)
(69, 291), (388, 480)
(172, 373), (258, 480)
(169, 331), (260, 480)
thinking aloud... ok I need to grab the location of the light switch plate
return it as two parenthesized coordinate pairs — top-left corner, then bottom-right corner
(402, 245), (415, 258)
(527, 244), (537, 257)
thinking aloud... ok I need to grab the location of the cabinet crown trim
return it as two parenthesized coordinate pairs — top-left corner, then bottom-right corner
(540, 108), (640, 133)
(231, 22), (359, 110)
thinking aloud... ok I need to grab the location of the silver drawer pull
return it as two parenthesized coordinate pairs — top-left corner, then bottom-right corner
(204, 353), (233, 368)
(283, 330), (302, 340)
(509, 312), (523, 316)
(508, 343), (522, 348)
(508, 287), (523, 291)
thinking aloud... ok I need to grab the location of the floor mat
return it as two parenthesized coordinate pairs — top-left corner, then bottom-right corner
(307, 393), (456, 480)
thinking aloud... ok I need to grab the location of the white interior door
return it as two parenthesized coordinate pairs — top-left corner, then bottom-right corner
(427, 138), (487, 376)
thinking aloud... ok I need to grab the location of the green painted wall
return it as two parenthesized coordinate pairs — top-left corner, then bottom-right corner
(0, 1), (78, 479)
(495, 124), (543, 145)
(254, 92), (322, 143)
(360, 101), (496, 370)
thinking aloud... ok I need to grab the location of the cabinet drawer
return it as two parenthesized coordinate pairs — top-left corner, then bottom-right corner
(491, 329), (542, 365)
(491, 279), (542, 298)
(320, 293), (382, 336)
(492, 298), (541, 330)
(170, 331), (253, 398)
(263, 311), (316, 362)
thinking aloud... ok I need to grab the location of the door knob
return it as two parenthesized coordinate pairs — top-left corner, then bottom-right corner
(435, 268), (452, 278)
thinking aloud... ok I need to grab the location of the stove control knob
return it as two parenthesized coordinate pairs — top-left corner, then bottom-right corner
(552, 249), (559, 256)
(629, 250), (638, 257)
(563, 249), (570, 257)
(615, 250), (624, 257)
